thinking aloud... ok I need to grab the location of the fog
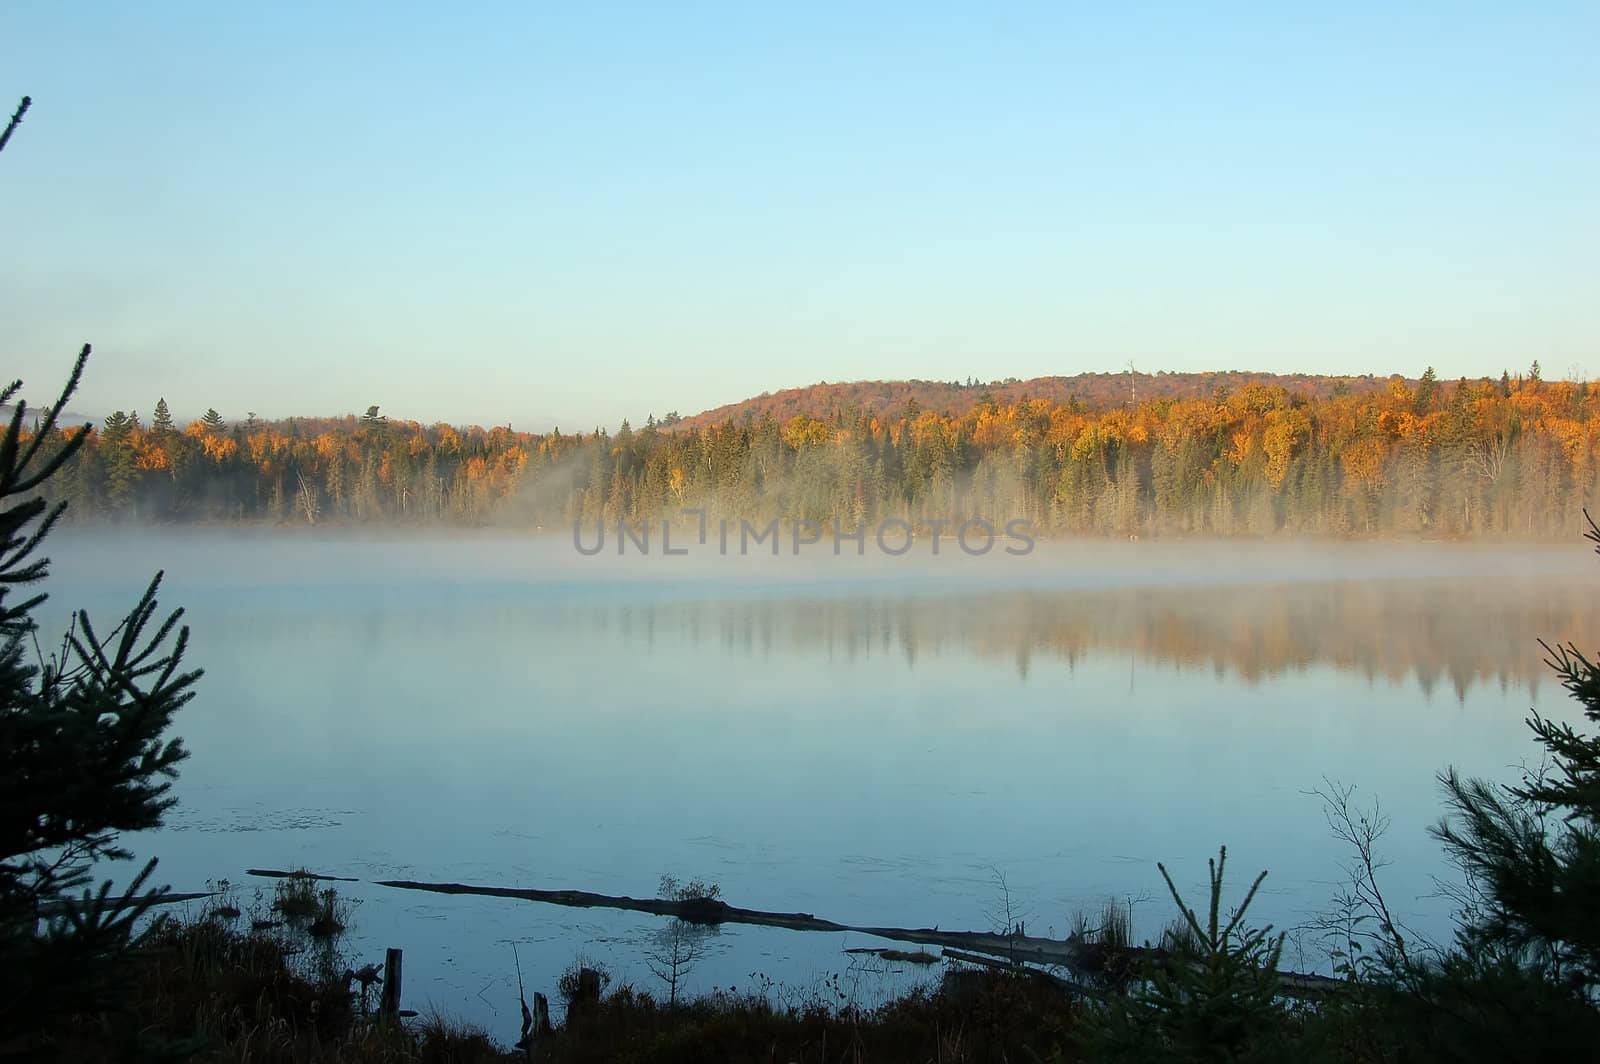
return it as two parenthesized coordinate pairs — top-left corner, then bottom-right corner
(44, 525), (1595, 596)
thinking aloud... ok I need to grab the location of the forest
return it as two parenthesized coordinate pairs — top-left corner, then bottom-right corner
(26, 364), (1599, 537)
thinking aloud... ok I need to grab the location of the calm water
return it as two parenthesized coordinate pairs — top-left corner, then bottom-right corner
(37, 531), (1598, 1039)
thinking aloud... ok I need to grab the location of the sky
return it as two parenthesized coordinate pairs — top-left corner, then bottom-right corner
(1, 3), (1596, 431)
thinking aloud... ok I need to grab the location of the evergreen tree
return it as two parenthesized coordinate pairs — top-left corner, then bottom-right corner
(0, 349), (200, 1044)
(1080, 848), (1315, 1063)
(1433, 511), (1600, 992)
(151, 397), (174, 436)
(99, 410), (137, 511)
(200, 408), (224, 432)
(1416, 366), (1438, 412)
(359, 404), (388, 453)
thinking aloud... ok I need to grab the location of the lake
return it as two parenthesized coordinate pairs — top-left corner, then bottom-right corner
(36, 531), (1597, 1039)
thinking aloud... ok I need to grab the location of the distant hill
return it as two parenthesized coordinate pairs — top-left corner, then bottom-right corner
(676, 371), (1417, 428)
(1, 403), (96, 429)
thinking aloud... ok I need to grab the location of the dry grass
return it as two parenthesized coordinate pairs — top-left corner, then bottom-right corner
(537, 968), (1085, 1064)
(24, 893), (516, 1063)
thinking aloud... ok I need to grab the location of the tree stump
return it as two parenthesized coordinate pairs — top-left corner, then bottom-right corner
(568, 966), (603, 1018)
(379, 948), (403, 1020)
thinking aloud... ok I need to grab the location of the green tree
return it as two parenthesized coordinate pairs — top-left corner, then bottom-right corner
(0, 349), (201, 1046)
(99, 410), (138, 512)
(1416, 366), (1438, 413)
(200, 408), (224, 432)
(1080, 847), (1315, 1063)
(1434, 512), (1600, 991)
(1343, 514), (1600, 1060)
(151, 397), (174, 436)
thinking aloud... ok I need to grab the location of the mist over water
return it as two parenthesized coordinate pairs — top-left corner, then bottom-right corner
(34, 531), (1596, 1035)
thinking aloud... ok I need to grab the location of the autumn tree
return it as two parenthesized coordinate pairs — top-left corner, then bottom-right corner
(29, 366), (1600, 536)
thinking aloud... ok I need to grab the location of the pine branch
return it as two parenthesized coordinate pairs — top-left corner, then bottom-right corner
(0, 96), (30, 156)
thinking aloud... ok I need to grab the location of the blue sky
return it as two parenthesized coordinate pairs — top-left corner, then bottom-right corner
(2, 3), (1596, 430)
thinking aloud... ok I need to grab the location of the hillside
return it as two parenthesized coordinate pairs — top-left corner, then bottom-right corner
(45, 364), (1582, 540)
(678, 371), (1411, 428)
(0, 403), (95, 429)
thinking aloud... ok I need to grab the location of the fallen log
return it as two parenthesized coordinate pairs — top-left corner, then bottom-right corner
(36, 890), (215, 917)
(371, 876), (1348, 999)
(845, 946), (941, 965)
(247, 868), (360, 882)
(942, 948), (1103, 998)
(373, 877), (1079, 960)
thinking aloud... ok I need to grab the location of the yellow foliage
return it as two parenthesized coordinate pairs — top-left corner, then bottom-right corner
(1227, 429), (1255, 466)
(1262, 408), (1309, 489)
(135, 442), (171, 471)
(1340, 436), (1386, 490)
(201, 435), (237, 463)
(781, 415), (832, 450)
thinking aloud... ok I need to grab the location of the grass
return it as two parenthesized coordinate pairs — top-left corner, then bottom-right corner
(878, 948), (940, 965)
(272, 872), (327, 921)
(22, 884), (1099, 1063)
(537, 969), (1086, 1064)
(24, 878), (1356, 1062)
(30, 911), (518, 1063)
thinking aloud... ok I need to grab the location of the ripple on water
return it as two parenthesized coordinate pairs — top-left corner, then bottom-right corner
(165, 805), (357, 833)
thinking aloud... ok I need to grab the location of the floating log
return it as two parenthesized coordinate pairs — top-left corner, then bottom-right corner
(372, 877), (1060, 958)
(247, 868), (360, 882)
(845, 946), (942, 965)
(36, 890), (215, 917)
(943, 948), (1102, 998)
(372, 876), (1346, 998)
(374, 876), (1092, 966)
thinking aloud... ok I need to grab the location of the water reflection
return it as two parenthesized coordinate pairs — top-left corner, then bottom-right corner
(528, 576), (1595, 699)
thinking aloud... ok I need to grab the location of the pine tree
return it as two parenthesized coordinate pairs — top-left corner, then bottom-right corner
(99, 410), (138, 511)
(200, 408), (224, 433)
(1416, 366), (1438, 413)
(359, 404), (388, 454)
(0, 348), (201, 1042)
(151, 397), (174, 436)
(1079, 847), (1312, 1063)
(1343, 518), (1600, 1059)
(1433, 510), (1600, 993)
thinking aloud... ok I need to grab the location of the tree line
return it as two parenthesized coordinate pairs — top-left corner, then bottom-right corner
(27, 364), (1599, 536)
(674, 369), (1406, 431)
